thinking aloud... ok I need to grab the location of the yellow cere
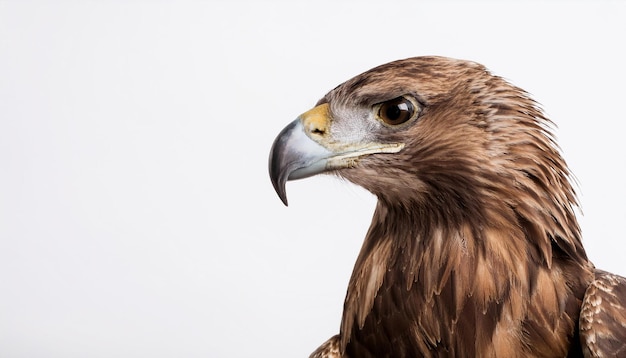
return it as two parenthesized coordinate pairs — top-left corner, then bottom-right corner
(300, 103), (330, 136)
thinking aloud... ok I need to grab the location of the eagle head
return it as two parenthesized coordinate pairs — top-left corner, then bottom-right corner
(269, 56), (575, 230)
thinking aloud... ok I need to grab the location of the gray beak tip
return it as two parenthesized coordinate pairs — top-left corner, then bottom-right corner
(268, 118), (331, 207)
(268, 123), (294, 206)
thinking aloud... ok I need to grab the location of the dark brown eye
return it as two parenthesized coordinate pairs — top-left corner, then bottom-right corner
(377, 96), (417, 125)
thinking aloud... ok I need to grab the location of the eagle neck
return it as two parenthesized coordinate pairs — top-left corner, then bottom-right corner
(340, 197), (593, 356)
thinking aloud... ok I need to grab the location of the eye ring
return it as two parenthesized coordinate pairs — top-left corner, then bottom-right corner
(375, 96), (420, 126)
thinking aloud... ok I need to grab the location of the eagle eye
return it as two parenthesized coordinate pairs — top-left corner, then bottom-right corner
(376, 96), (418, 126)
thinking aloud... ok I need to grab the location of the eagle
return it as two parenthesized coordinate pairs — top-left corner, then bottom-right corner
(268, 56), (626, 357)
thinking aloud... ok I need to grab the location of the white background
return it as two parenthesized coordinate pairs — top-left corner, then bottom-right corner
(1, 1), (625, 357)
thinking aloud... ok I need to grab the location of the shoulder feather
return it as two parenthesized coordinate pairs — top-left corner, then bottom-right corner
(580, 270), (626, 357)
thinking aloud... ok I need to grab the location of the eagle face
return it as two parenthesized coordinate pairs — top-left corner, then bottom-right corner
(268, 89), (410, 206)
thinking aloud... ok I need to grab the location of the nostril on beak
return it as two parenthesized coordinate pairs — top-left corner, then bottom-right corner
(311, 127), (325, 136)
(301, 103), (330, 139)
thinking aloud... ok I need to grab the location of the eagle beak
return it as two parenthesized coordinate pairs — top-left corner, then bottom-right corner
(269, 103), (405, 206)
(269, 105), (333, 206)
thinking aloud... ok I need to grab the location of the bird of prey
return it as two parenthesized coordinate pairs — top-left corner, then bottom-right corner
(268, 56), (626, 357)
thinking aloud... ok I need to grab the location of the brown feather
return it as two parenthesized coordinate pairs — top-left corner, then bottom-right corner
(310, 335), (341, 358)
(294, 57), (624, 357)
(580, 270), (626, 357)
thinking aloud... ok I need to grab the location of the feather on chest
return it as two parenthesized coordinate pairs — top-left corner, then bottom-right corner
(340, 213), (589, 357)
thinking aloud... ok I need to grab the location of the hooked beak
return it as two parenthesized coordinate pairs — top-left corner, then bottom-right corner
(268, 103), (404, 206)
(268, 118), (331, 206)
